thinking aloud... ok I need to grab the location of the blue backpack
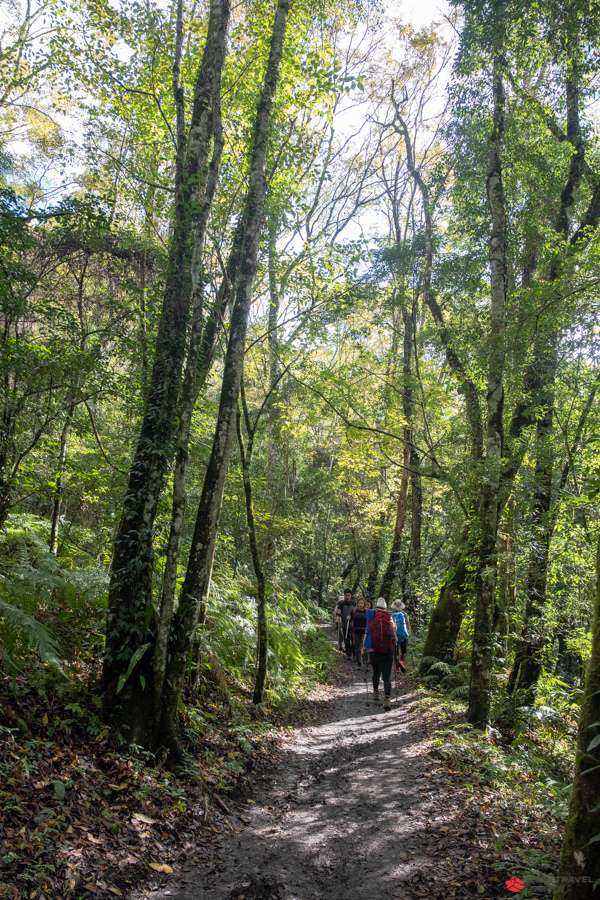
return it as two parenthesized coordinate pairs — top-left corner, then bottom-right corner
(392, 611), (408, 642)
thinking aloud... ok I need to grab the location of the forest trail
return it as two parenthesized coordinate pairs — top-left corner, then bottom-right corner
(146, 655), (492, 900)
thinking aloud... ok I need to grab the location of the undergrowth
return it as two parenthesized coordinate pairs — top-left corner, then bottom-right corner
(0, 514), (339, 900)
(415, 632), (579, 898)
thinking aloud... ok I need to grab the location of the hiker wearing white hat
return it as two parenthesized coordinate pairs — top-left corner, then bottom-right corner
(367, 599), (397, 710)
(391, 599), (410, 673)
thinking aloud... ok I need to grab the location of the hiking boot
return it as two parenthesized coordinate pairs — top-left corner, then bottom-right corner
(383, 695), (391, 711)
(372, 689), (380, 701)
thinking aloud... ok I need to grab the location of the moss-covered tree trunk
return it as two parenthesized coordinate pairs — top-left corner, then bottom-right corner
(156, 0), (294, 757)
(512, 66), (585, 701)
(421, 525), (472, 666)
(101, 0), (231, 729)
(236, 402), (268, 705)
(553, 538), (600, 899)
(379, 298), (414, 602)
(391, 88), (484, 665)
(467, 51), (507, 727)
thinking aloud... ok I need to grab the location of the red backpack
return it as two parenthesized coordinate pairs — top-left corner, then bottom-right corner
(369, 610), (395, 653)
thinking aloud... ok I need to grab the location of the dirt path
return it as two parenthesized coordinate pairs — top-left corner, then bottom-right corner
(146, 656), (486, 900)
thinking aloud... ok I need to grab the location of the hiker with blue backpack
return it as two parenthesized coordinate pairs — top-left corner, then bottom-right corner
(364, 598), (397, 711)
(391, 599), (410, 673)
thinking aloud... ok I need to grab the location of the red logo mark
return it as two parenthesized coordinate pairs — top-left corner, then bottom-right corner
(506, 877), (524, 893)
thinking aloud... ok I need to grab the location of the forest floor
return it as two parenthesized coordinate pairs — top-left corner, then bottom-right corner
(130, 647), (564, 900)
(1, 633), (567, 900)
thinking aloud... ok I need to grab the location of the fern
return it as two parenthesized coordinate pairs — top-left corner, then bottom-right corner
(449, 684), (469, 700)
(429, 660), (454, 675)
(0, 596), (65, 675)
(420, 655), (451, 673)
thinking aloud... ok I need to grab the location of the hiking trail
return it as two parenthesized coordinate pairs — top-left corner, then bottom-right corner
(136, 654), (496, 900)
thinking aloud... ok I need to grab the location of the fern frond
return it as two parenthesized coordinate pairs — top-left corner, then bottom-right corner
(429, 660), (454, 675)
(449, 684), (469, 700)
(0, 597), (65, 674)
(420, 655), (451, 673)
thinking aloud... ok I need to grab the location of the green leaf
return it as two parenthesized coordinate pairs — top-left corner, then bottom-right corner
(53, 780), (65, 801)
(116, 642), (151, 695)
(586, 734), (600, 752)
(583, 832), (600, 848)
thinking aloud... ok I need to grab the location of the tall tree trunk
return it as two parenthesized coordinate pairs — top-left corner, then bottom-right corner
(409, 442), (422, 609)
(379, 446), (410, 601)
(153, 222), (241, 715)
(49, 392), (79, 555)
(157, 0), (294, 757)
(467, 52), (507, 727)
(512, 66), (585, 701)
(421, 524), (472, 665)
(236, 405), (268, 704)
(511, 365), (599, 699)
(379, 298), (414, 601)
(365, 509), (385, 600)
(101, 0), (231, 720)
(391, 90), (484, 663)
(267, 215), (282, 426)
(51, 260), (87, 555)
(552, 537), (600, 900)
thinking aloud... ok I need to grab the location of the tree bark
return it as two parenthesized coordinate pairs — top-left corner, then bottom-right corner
(512, 65), (585, 701)
(552, 537), (600, 900)
(157, 0), (294, 757)
(236, 403), (268, 704)
(152, 167), (241, 718)
(391, 87), (484, 664)
(379, 444), (410, 601)
(409, 442), (422, 609)
(421, 524), (473, 665)
(467, 52), (507, 727)
(511, 364), (599, 699)
(379, 298), (415, 602)
(101, 0), (231, 720)
(49, 393), (78, 556)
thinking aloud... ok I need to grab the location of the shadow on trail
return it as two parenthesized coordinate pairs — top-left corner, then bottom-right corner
(168, 663), (449, 900)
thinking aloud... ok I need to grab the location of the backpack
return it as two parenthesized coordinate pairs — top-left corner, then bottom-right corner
(369, 609), (395, 653)
(392, 611), (408, 642)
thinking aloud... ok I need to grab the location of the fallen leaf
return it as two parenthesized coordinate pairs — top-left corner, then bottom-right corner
(42, 714), (48, 726)
(108, 783), (128, 791)
(133, 813), (156, 825)
(108, 889), (123, 896)
(149, 863), (173, 874)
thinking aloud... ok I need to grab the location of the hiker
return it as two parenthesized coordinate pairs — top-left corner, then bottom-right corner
(350, 597), (368, 668)
(368, 597), (397, 711)
(391, 599), (410, 673)
(334, 594), (344, 651)
(334, 588), (355, 656)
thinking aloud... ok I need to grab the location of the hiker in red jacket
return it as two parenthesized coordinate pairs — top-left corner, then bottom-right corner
(369, 598), (397, 711)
